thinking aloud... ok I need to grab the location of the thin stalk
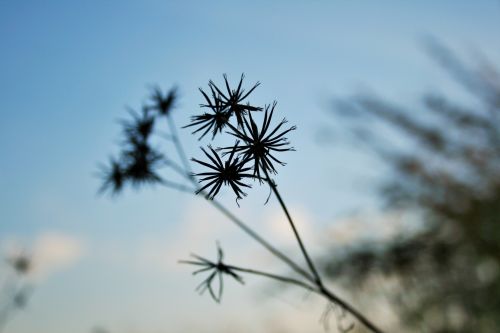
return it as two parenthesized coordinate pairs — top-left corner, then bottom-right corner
(261, 166), (385, 333)
(226, 264), (317, 292)
(163, 158), (189, 180)
(165, 117), (384, 333)
(166, 114), (192, 174)
(159, 179), (195, 194)
(317, 287), (384, 333)
(261, 165), (322, 284)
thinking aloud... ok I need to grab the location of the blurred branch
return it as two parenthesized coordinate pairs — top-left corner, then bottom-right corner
(325, 40), (500, 332)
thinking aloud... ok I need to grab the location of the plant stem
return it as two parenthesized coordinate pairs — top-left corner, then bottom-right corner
(166, 114), (192, 174)
(261, 166), (385, 333)
(166, 117), (384, 333)
(226, 265), (316, 291)
(261, 166), (322, 284)
(159, 179), (195, 194)
(316, 287), (384, 333)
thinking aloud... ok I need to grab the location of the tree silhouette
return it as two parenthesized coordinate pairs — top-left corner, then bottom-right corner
(326, 39), (500, 333)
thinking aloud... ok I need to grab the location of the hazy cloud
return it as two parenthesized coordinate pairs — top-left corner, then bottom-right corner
(2, 231), (85, 281)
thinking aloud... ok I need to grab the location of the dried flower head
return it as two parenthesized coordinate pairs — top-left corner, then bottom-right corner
(8, 254), (31, 275)
(209, 74), (262, 127)
(149, 86), (177, 116)
(122, 106), (155, 141)
(99, 102), (166, 195)
(221, 102), (296, 179)
(183, 85), (232, 140)
(98, 157), (126, 194)
(99, 139), (164, 195)
(122, 138), (164, 188)
(192, 144), (253, 201)
(179, 243), (244, 303)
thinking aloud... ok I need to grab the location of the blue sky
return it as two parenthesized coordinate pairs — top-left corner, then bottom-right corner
(1, 1), (499, 332)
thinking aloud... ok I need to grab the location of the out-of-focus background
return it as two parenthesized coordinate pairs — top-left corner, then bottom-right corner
(1, 1), (499, 332)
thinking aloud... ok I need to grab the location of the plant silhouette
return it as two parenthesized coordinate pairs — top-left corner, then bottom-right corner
(100, 75), (386, 333)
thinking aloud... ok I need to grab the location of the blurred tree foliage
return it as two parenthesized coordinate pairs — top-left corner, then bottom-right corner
(325, 40), (500, 332)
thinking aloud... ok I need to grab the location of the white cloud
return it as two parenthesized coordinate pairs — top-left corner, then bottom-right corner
(263, 205), (314, 247)
(132, 200), (319, 274)
(31, 232), (85, 280)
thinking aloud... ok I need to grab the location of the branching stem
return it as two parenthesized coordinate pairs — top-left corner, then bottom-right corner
(164, 123), (315, 283)
(165, 108), (384, 333)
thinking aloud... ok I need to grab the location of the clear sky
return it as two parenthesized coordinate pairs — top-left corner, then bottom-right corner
(1, 1), (499, 332)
